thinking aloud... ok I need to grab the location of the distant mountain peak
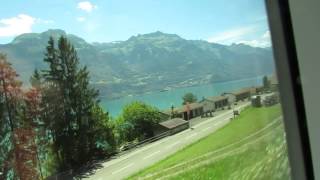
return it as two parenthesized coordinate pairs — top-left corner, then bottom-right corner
(128, 31), (183, 43)
(0, 28), (274, 96)
(11, 33), (39, 44)
(11, 29), (67, 44)
(145, 31), (166, 36)
(9, 29), (91, 49)
(230, 43), (271, 49)
(231, 43), (250, 47)
(144, 31), (181, 38)
(42, 29), (67, 36)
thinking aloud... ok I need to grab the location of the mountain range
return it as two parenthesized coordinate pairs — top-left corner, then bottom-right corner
(0, 29), (275, 99)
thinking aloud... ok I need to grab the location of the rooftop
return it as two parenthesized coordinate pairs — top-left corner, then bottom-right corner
(176, 102), (203, 113)
(232, 88), (253, 95)
(162, 102), (204, 115)
(204, 95), (228, 102)
(159, 118), (188, 129)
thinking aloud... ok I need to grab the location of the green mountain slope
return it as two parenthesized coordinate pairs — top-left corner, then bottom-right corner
(0, 29), (274, 98)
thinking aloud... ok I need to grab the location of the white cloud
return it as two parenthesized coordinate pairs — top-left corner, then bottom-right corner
(0, 14), (35, 37)
(77, 1), (97, 13)
(36, 18), (54, 24)
(77, 17), (86, 22)
(262, 30), (270, 39)
(236, 30), (271, 48)
(207, 27), (255, 44)
(208, 27), (272, 48)
(236, 39), (270, 47)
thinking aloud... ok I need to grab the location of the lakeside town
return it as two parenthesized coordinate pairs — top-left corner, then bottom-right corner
(116, 74), (279, 153)
(81, 73), (283, 180)
(0, 34), (282, 179)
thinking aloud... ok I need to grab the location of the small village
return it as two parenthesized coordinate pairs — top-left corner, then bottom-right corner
(119, 75), (280, 151)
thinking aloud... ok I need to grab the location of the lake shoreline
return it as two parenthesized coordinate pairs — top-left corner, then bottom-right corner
(100, 76), (264, 117)
(98, 76), (266, 101)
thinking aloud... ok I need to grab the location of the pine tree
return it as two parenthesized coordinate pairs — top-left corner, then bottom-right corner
(40, 36), (113, 170)
(30, 69), (42, 88)
(263, 75), (270, 90)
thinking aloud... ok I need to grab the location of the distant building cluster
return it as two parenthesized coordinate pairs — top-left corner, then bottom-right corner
(156, 86), (270, 136)
(153, 74), (280, 137)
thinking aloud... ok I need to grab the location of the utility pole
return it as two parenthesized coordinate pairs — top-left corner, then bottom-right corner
(171, 104), (174, 119)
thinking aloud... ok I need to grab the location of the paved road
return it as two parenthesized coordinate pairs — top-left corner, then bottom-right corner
(84, 102), (251, 180)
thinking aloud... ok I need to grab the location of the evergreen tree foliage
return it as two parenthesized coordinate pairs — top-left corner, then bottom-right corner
(263, 75), (270, 90)
(39, 36), (115, 170)
(30, 69), (41, 88)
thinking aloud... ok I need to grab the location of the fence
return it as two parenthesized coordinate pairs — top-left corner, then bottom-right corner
(116, 130), (171, 154)
(45, 130), (171, 179)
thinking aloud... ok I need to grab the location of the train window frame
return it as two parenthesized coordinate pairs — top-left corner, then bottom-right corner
(266, 0), (314, 179)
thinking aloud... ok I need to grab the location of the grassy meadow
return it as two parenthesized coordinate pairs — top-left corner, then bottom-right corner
(128, 104), (291, 180)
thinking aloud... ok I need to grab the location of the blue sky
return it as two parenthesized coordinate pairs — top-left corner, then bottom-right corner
(0, 0), (271, 47)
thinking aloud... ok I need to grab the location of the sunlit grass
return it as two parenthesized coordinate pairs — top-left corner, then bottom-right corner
(128, 105), (290, 179)
(168, 124), (290, 180)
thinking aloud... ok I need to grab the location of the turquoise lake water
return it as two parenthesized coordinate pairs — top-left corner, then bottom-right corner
(100, 76), (263, 117)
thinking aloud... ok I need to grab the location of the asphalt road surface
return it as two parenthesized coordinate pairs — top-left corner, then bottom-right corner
(84, 102), (251, 180)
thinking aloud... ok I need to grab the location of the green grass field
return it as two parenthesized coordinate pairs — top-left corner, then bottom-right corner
(128, 104), (291, 180)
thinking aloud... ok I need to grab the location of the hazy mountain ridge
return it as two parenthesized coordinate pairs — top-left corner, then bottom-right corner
(0, 29), (274, 98)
